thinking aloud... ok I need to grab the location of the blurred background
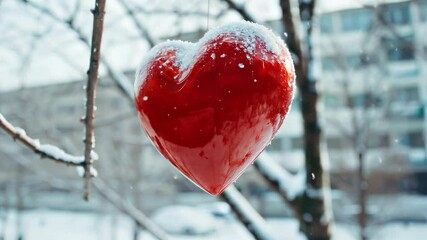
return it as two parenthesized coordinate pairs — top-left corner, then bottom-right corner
(0, 0), (426, 239)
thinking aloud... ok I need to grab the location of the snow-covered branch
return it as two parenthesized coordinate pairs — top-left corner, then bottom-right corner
(81, 0), (107, 201)
(220, 185), (275, 240)
(0, 113), (84, 166)
(2, 147), (169, 240)
(255, 152), (306, 203)
(221, 0), (308, 206)
(93, 179), (170, 240)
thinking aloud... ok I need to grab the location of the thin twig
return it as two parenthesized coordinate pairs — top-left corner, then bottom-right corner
(117, 0), (156, 47)
(83, 0), (107, 201)
(220, 185), (275, 240)
(93, 179), (170, 240)
(222, 0), (255, 22)
(0, 113), (84, 166)
(21, 0), (134, 103)
(223, 0), (303, 209)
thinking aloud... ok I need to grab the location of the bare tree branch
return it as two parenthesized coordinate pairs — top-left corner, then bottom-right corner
(93, 179), (170, 240)
(1, 145), (169, 240)
(223, 0), (306, 206)
(220, 185), (275, 240)
(82, 0), (107, 200)
(21, 0), (134, 103)
(222, 0), (255, 22)
(117, 0), (156, 47)
(67, 0), (81, 26)
(0, 113), (84, 166)
(0, 115), (169, 239)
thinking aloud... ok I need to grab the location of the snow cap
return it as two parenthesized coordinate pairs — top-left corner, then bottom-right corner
(134, 21), (290, 96)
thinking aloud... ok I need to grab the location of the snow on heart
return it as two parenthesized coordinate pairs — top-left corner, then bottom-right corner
(134, 21), (293, 97)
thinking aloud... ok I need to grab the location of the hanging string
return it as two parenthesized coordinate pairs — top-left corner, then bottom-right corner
(207, 0), (211, 31)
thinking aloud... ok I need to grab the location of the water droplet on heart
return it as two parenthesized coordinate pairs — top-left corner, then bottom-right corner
(238, 63), (245, 68)
(142, 96), (148, 101)
(167, 113), (170, 117)
(174, 106), (177, 110)
(253, 79), (257, 83)
(220, 53), (226, 58)
(228, 90), (231, 93)
(211, 53), (216, 60)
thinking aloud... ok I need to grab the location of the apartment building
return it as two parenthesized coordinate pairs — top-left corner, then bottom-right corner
(271, 1), (427, 193)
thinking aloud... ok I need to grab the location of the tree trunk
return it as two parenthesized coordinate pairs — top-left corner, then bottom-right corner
(280, 0), (333, 239)
(358, 152), (367, 240)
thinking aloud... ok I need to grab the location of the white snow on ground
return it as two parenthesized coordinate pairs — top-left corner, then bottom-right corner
(1, 209), (427, 240)
(371, 222), (427, 240)
(151, 205), (218, 235)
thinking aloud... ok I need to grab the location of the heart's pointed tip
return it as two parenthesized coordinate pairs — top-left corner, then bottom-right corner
(206, 189), (225, 196)
(201, 184), (230, 196)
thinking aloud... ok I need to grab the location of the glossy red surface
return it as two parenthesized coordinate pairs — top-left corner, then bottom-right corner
(135, 33), (295, 195)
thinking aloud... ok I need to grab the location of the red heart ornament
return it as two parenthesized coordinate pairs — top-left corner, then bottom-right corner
(134, 21), (295, 195)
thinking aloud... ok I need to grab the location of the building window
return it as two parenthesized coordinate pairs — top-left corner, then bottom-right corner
(401, 132), (424, 148)
(384, 36), (415, 61)
(269, 138), (283, 151)
(346, 55), (362, 69)
(323, 94), (343, 109)
(368, 134), (390, 148)
(383, 3), (411, 25)
(351, 93), (382, 108)
(319, 15), (333, 34)
(419, 1), (427, 22)
(351, 94), (365, 108)
(321, 56), (336, 71)
(290, 137), (303, 150)
(346, 54), (373, 69)
(327, 137), (346, 149)
(340, 9), (373, 32)
(390, 87), (419, 103)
